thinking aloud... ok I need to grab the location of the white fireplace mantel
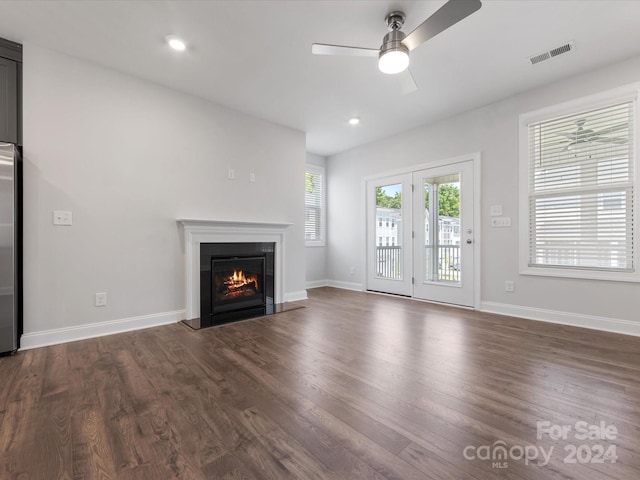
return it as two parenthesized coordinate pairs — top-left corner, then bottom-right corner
(178, 219), (292, 322)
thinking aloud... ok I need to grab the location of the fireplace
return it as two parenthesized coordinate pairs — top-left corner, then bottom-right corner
(212, 256), (265, 313)
(200, 242), (275, 327)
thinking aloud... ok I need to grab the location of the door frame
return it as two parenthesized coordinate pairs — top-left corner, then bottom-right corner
(361, 152), (482, 309)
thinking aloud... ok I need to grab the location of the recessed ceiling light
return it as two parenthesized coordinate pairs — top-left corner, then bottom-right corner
(349, 117), (360, 126)
(166, 35), (187, 51)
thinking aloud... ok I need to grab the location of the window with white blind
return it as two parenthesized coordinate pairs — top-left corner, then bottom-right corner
(305, 165), (325, 246)
(519, 87), (640, 281)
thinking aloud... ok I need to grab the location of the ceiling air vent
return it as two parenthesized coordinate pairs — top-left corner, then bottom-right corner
(529, 41), (575, 65)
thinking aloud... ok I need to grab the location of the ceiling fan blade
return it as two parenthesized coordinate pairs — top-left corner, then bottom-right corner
(592, 123), (629, 136)
(550, 131), (579, 140)
(399, 68), (418, 95)
(402, 0), (482, 52)
(312, 43), (379, 57)
(590, 136), (629, 144)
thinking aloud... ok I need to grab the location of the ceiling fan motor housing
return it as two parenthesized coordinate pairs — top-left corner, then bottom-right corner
(381, 11), (407, 55)
(380, 29), (408, 57)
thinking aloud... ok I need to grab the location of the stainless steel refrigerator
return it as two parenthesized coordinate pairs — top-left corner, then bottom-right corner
(0, 142), (20, 354)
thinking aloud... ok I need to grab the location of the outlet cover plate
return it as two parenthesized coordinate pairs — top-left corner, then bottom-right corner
(53, 210), (73, 226)
(95, 292), (107, 307)
(491, 216), (511, 228)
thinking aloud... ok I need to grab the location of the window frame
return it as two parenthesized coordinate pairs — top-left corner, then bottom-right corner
(518, 84), (640, 282)
(305, 164), (326, 247)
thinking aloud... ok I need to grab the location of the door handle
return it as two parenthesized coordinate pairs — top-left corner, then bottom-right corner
(466, 239), (472, 244)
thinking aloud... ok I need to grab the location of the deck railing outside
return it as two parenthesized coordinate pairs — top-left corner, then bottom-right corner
(376, 245), (461, 282)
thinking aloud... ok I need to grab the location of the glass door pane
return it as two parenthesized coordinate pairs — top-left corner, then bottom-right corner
(375, 183), (403, 279)
(422, 174), (461, 284)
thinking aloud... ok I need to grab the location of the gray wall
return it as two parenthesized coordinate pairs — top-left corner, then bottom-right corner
(22, 43), (306, 338)
(305, 152), (327, 286)
(327, 53), (640, 325)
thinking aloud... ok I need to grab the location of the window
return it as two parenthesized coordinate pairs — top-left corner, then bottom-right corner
(305, 165), (325, 246)
(519, 87), (639, 281)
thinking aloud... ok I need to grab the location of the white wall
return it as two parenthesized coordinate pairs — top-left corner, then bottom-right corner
(21, 44), (306, 344)
(305, 152), (327, 287)
(328, 54), (640, 330)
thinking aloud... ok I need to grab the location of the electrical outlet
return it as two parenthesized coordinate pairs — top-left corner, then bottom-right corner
(350, 266), (356, 275)
(53, 210), (73, 226)
(227, 168), (235, 180)
(249, 172), (256, 182)
(504, 281), (514, 292)
(95, 292), (107, 306)
(491, 216), (511, 228)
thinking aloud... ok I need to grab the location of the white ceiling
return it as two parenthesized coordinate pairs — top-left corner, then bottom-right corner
(1, 0), (640, 156)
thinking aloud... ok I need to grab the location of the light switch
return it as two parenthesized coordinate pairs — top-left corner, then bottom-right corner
(490, 205), (503, 216)
(53, 210), (73, 226)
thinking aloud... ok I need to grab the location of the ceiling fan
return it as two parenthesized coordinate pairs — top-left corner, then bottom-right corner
(311, 0), (482, 89)
(555, 119), (629, 150)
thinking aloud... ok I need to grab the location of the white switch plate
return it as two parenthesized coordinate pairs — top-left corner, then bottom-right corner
(490, 205), (503, 216)
(95, 292), (107, 307)
(249, 172), (256, 182)
(505, 281), (514, 292)
(53, 210), (73, 226)
(227, 168), (235, 180)
(491, 216), (511, 227)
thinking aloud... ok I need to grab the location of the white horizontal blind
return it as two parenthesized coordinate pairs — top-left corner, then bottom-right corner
(528, 101), (635, 271)
(305, 169), (324, 242)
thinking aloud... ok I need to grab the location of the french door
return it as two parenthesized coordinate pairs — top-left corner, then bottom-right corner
(413, 160), (475, 306)
(366, 159), (476, 307)
(366, 173), (413, 296)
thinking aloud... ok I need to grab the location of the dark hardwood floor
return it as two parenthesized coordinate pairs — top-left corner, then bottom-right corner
(1, 287), (639, 479)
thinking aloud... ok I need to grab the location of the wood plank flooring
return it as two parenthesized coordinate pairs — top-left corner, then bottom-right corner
(1, 286), (640, 479)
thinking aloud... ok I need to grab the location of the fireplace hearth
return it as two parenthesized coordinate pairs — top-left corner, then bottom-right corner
(199, 242), (275, 327)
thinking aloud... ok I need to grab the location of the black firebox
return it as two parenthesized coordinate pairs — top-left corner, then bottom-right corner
(200, 242), (275, 327)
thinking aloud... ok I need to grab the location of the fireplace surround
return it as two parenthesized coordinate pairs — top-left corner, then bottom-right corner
(178, 219), (291, 329)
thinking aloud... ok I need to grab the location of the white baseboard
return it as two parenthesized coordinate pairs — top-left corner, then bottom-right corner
(19, 309), (185, 350)
(284, 290), (308, 302)
(480, 301), (640, 337)
(328, 280), (364, 292)
(306, 279), (329, 289)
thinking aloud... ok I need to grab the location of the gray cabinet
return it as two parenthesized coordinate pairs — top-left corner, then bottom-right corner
(0, 57), (18, 144)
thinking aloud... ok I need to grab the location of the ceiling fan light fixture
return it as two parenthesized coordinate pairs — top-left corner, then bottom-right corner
(378, 47), (409, 74)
